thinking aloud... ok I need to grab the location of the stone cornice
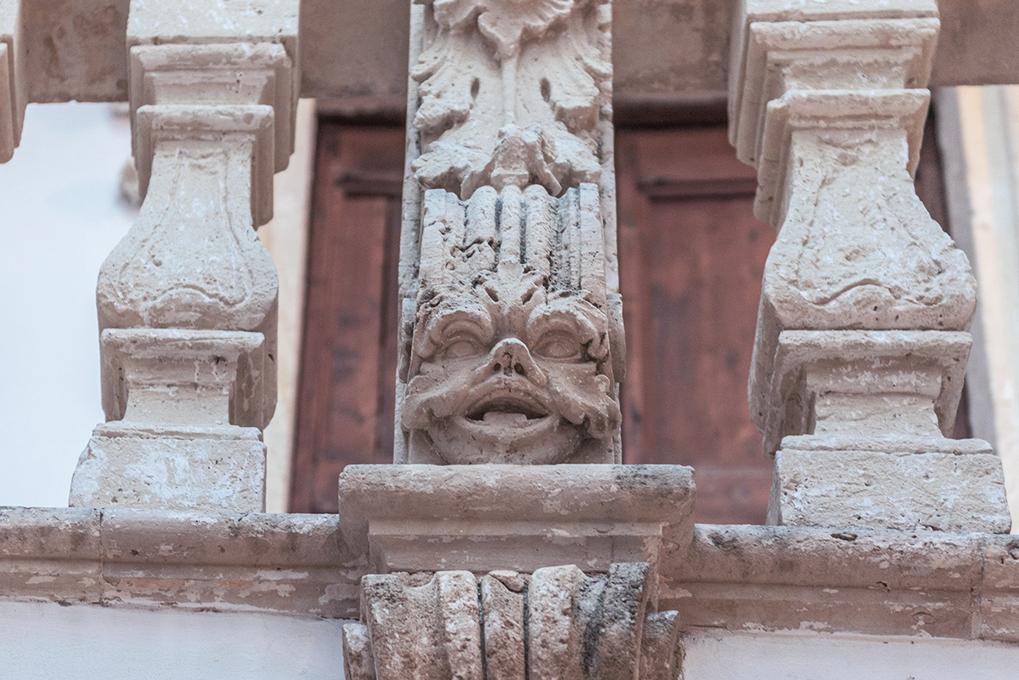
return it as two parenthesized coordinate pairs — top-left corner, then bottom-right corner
(2, 507), (1016, 642)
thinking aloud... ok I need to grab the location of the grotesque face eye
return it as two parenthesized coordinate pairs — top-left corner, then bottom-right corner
(532, 333), (583, 361)
(442, 336), (485, 360)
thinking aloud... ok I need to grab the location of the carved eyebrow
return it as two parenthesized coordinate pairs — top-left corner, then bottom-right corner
(525, 304), (605, 358)
(424, 307), (494, 350)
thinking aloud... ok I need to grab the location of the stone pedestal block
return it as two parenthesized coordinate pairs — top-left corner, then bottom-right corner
(338, 464), (695, 575)
(0, 0), (25, 162)
(70, 426), (266, 513)
(769, 449), (1012, 533)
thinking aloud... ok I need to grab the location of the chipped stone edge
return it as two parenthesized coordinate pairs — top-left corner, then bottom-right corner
(0, 507), (361, 619)
(1, 508), (1016, 642)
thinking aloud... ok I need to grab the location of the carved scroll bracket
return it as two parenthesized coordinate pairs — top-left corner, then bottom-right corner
(0, 0), (25, 163)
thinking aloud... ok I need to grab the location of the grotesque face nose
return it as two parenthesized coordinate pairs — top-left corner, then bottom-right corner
(487, 338), (546, 385)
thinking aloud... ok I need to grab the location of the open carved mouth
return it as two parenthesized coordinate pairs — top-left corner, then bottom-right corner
(464, 394), (551, 428)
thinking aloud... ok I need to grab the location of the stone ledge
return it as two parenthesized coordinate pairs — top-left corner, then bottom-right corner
(672, 524), (1019, 642)
(337, 465), (696, 575)
(0, 507), (358, 618)
(1, 507), (1016, 641)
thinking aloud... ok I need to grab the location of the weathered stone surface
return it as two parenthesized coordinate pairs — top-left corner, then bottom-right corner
(769, 449), (1012, 534)
(401, 183), (622, 465)
(342, 563), (682, 679)
(338, 464), (696, 579)
(73, 17), (301, 512)
(0, 0), (24, 162)
(0, 508), (356, 617)
(337, 464), (695, 574)
(396, 0), (623, 465)
(728, 0), (1009, 533)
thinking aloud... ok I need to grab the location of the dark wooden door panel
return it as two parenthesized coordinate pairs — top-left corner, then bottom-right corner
(617, 127), (772, 524)
(290, 124), (405, 513)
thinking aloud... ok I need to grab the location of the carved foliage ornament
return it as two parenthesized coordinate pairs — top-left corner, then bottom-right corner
(402, 183), (621, 464)
(342, 563), (683, 680)
(412, 0), (611, 197)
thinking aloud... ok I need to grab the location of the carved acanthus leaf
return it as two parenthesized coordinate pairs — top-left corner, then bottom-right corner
(412, 0), (610, 196)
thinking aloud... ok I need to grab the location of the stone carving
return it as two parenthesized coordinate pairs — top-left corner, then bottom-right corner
(0, 0), (25, 163)
(730, 1), (1011, 533)
(401, 183), (622, 464)
(71, 6), (299, 513)
(411, 0), (611, 196)
(342, 563), (683, 680)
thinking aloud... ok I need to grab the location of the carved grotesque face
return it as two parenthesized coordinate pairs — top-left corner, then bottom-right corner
(402, 265), (620, 464)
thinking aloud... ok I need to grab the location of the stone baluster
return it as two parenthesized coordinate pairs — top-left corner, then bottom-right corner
(69, 1), (299, 512)
(395, 0), (624, 465)
(0, 0), (25, 163)
(729, 0), (1011, 532)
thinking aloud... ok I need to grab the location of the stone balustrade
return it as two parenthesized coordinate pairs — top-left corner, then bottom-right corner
(67, 0), (301, 513)
(729, 0), (1011, 532)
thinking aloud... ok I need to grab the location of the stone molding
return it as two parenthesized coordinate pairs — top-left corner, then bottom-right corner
(0, 0), (24, 162)
(728, 0), (1010, 533)
(342, 562), (683, 680)
(337, 464), (695, 575)
(69, 2), (302, 513)
(2, 508), (1017, 643)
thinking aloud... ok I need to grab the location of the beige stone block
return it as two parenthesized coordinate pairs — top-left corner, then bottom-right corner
(769, 449), (1012, 534)
(0, 507), (102, 605)
(337, 464), (695, 575)
(70, 425), (266, 513)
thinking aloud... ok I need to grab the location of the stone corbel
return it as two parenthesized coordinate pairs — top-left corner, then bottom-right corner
(338, 464), (695, 575)
(0, 0), (25, 162)
(70, 2), (299, 512)
(342, 563), (683, 680)
(729, 0), (1011, 532)
(397, 0), (623, 465)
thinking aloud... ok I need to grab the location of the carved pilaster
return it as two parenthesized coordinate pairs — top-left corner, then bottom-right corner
(342, 563), (683, 680)
(0, 0), (25, 163)
(730, 0), (1010, 532)
(69, 2), (299, 512)
(397, 0), (622, 464)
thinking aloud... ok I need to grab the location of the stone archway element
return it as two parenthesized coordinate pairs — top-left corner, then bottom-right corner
(342, 562), (684, 680)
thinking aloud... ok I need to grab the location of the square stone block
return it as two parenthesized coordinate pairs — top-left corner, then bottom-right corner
(769, 448), (1012, 534)
(338, 464), (695, 574)
(70, 425), (266, 512)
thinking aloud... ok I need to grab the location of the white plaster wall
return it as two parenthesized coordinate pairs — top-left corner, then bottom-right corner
(0, 103), (135, 509)
(0, 601), (344, 679)
(684, 630), (1019, 679)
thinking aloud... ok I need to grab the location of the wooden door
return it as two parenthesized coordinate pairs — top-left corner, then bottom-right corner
(291, 118), (959, 522)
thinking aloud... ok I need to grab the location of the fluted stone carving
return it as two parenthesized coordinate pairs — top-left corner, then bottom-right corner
(69, 2), (299, 512)
(730, 0), (1011, 532)
(0, 0), (25, 163)
(342, 563), (683, 680)
(402, 184), (622, 464)
(397, 0), (622, 464)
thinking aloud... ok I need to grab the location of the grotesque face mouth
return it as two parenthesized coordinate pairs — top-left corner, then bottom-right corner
(464, 394), (550, 428)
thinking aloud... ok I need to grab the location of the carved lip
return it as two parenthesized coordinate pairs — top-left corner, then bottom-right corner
(458, 386), (557, 437)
